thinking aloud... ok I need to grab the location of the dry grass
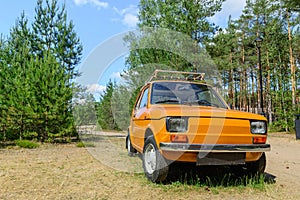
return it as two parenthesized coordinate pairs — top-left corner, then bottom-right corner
(0, 135), (299, 199)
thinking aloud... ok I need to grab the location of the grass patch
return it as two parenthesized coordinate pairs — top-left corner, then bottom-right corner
(203, 174), (266, 190)
(151, 170), (267, 195)
(76, 141), (96, 148)
(15, 140), (39, 149)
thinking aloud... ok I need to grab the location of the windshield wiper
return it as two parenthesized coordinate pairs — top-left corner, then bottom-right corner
(154, 99), (180, 104)
(183, 100), (220, 108)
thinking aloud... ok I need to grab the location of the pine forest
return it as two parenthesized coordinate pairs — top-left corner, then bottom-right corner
(0, 0), (299, 142)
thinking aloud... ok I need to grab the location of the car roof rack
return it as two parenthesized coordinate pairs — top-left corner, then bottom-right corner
(147, 69), (205, 83)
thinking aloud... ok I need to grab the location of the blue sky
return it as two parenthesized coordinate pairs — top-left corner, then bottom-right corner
(0, 0), (246, 96)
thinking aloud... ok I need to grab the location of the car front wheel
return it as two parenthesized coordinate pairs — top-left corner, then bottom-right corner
(142, 136), (169, 183)
(246, 152), (266, 176)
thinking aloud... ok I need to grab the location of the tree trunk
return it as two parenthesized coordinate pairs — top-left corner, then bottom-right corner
(229, 52), (234, 109)
(251, 68), (255, 113)
(266, 49), (272, 123)
(287, 10), (296, 108)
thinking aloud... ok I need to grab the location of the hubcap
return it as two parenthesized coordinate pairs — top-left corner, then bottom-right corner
(144, 144), (156, 174)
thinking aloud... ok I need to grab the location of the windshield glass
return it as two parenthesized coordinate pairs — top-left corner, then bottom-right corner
(150, 82), (227, 108)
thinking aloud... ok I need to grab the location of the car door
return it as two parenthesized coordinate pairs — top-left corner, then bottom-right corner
(131, 86), (150, 150)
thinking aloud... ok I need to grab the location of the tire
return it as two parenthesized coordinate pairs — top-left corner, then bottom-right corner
(126, 134), (137, 157)
(142, 136), (169, 183)
(246, 152), (266, 176)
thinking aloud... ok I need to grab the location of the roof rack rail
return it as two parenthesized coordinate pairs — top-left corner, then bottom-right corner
(147, 69), (205, 83)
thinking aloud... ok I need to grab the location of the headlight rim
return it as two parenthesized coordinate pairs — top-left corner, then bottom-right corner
(166, 116), (188, 133)
(250, 120), (267, 135)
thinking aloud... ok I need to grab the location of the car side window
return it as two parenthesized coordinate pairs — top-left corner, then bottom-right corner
(136, 88), (149, 109)
(197, 90), (211, 102)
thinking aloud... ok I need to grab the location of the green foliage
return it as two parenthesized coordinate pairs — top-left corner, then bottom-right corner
(111, 84), (133, 130)
(32, 0), (83, 79)
(0, 0), (82, 142)
(126, 0), (224, 71)
(205, 0), (300, 131)
(22, 132), (39, 140)
(116, 0), (226, 130)
(138, 0), (224, 43)
(72, 85), (97, 127)
(121, 0), (223, 101)
(155, 173), (266, 193)
(76, 141), (85, 148)
(203, 174), (266, 189)
(15, 140), (40, 149)
(95, 0), (299, 132)
(97, 80), (120, 130)
(76, 141), (95, 148)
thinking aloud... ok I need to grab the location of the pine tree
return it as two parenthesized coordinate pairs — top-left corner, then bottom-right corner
(126, 0), (225, 71)
(27, 53), (76, 141)
(0, 0), (83, 141)
(0, 36), (10, 140)
(72, 85), (97, 127)
(206, 0), (299, 131)
(97, 80), (119, 130)
(32, 0), (83, 79)
(122, 0), (225, 110)
(8, 12), (34, 59)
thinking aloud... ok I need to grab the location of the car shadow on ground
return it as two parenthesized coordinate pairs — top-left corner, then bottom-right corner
(132, 153), (277, 185)
(264, 172), (276, 184)
(164, 162), (276, 186)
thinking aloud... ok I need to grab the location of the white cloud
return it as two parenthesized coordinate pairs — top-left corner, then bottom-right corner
(113, 5), (137, 16)
(85, 84), (106, 101)
(210, 0), (246, 27)
(123, 13), (138, 28)
(73, 0), (108, 9)
(222, 0), (246, 17)
(111, 72), (121, 79)
(113, 5), (139, 28)
(87, 84), (106, 93)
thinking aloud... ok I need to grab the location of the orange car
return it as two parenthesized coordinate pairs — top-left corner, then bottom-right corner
(126, 70), (270, 182)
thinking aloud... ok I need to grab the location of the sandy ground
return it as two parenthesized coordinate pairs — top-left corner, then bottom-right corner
(265, 133), (300, 199)
(0, 132), (300, 200)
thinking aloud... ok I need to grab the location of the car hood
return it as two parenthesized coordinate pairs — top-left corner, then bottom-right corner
(148, 105), (266, 121)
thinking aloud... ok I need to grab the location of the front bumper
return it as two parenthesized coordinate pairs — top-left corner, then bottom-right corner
(160, 143), (271, 153)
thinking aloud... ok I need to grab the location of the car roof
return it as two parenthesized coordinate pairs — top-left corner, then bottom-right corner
(146, 69), (205, 83)
(150, 80), (208, 85)
(140, 80), (213, 92)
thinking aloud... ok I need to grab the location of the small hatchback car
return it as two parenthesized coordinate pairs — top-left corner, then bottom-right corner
(126, 70), (270, 182)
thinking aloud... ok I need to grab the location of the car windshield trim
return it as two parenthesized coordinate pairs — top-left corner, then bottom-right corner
(150, 82), (228, 109)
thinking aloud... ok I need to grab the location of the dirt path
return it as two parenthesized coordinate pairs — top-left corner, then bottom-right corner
(0, 132), (299, 199)
(265, 133), (300, 199)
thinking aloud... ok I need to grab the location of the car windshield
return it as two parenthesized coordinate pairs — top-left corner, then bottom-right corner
(150, 82), (227, 108)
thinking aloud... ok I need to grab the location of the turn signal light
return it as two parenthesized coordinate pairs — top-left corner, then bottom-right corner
(171, 135), (188, 143)
(253, 136), (267, 144)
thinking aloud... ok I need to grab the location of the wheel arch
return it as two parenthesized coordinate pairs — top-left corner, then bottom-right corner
(126, 128), (131, 149)
(144, 128), (154, 142)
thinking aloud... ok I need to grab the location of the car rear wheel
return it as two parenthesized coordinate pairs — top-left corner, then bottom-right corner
(142, 136), (169, 183)
(126, 134), (137, 157)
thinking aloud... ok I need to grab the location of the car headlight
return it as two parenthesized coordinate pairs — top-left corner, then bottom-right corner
(166, 117), (188, 132)
(250, 121), (267, 134)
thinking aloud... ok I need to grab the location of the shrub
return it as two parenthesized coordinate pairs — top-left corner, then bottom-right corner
(76, 141), (95, 148)
(15, 140), (40, 149)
